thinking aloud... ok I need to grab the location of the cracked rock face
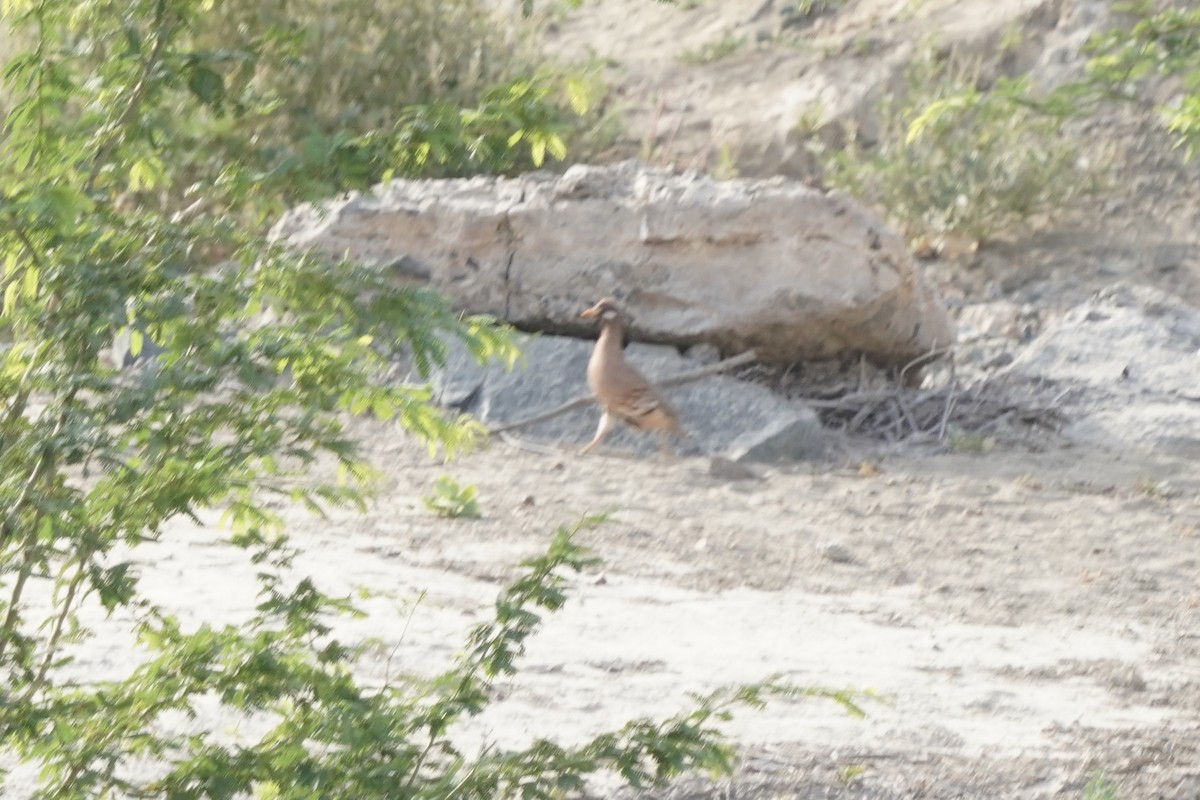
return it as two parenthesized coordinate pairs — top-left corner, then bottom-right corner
(271, 161), (954, 366)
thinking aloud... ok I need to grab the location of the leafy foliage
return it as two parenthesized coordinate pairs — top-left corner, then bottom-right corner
(0, 0), (596, 222)
(819, 47), (1097, 242)
(821, 2), (1200, 244)
(423, 475), (483, 519)
(389, 76), (583, 179)
(678, 31), (746, 65)
(1082, 771), (1122, 800)
(1083, 1), (1200, 159)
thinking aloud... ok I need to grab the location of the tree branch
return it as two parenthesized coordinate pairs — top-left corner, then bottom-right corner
(85, 0), (173, 193)
(25, 558), (87, 698)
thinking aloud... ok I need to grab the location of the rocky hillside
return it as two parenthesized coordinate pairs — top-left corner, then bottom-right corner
(534, 0), (1200, 311)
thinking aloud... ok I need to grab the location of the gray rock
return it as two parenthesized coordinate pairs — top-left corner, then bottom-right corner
(683, 342), (722, 365)
(272, 161), (954, 367)
(1005, 283), (1200, 456)
(724, 411), (828, 463)
(108, 326), (166, 370)
(708, 456), (764, 481)
(821, 543), (855, 564)
(429, 333), (828, 459)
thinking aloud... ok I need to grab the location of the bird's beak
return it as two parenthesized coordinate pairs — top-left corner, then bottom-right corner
(580, 307), (599, 319)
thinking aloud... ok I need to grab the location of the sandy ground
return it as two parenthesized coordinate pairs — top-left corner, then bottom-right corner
(14, 412), (1197, 799)
(354, 422), (1200, 798)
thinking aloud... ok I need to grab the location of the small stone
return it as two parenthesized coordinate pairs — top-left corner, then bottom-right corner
(1109, 665), (1147, 692)
(958, 300), (1021, 339)
(822, 543), (855, 564)
(983, 351), (1015, 370)
(709, 456), (762, 481)
(726, 410), (828, 463)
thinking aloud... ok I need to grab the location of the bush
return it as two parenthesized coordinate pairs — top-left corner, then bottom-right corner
(182, 0), (598, 198)
(819, 47), (1099, 244)
(818, 3), (1200, 245)
(424, 475), (483, 518)
(1083, 1), (1200, 159)
(7, 0), (598, 220)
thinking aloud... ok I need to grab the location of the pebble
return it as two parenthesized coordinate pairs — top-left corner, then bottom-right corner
(822, 542), (855, 564)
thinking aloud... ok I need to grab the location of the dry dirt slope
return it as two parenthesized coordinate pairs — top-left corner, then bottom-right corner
(283, 420), (1200, 799)
(11, 412), (1193, 799)
(535, 0), (1200, 310)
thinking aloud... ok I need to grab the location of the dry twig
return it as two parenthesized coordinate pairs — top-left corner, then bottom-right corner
(795, 363), (1069, 443)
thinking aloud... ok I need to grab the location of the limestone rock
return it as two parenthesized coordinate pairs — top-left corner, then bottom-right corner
(1005, 283), (1200, 456)
(273, 162), (954, 366)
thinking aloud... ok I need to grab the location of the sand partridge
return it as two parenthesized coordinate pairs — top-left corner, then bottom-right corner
(578, 297), (684, 455)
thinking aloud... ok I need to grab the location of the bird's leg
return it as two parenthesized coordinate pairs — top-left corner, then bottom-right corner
(656, 429), (676, 460)
(579, 410), (617, 455)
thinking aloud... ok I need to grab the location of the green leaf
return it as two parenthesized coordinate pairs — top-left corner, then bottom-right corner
(370, 395), (395, 420)
(566, 77), (593, 115)
(128, 158), (164, 192)
(3, 279), (20, 316)
(22, 264), (37, 300)
(905, 91), (979, 145)
(1, 0), (36, 14)
(186, 64), (225, 108)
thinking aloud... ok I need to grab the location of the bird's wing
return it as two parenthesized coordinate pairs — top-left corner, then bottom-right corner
(606, 365), (682, 431)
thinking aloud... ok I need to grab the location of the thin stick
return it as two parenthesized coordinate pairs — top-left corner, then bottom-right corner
(936, 357), (959, 441)
(486, 396), (594, 436)
(898, 345), (953, 388)
(848, 398), (882, 432)
(893, 396), (919, 436)
(657, 349), (758, 389)
(486, 349), (758, 435)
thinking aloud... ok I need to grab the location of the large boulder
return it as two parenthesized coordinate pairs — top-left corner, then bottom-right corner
(272, 161), (953, 366)
(1005, 284), (1200, 456)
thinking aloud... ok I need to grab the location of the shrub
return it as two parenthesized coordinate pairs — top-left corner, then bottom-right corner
(8, 0), (598, 220)
(678, 31), (746, 65)
(819, 47), (1099, 243)
(1083, 1), (1200, 159)
(424, 475), (483, 518)
(1082, 771), (1122, 800)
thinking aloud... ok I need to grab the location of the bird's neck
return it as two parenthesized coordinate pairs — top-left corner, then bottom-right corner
(597, 319), (624, 352)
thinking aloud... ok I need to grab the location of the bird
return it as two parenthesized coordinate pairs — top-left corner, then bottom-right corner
(578, 297), (684, 456)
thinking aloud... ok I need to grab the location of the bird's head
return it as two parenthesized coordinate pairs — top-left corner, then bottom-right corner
(580, 297), (622, 323)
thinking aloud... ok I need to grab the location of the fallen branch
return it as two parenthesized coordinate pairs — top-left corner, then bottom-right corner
(936, 356), (958, 440)
(796, 369), (1068, 442)
(486, 349), (758, 435)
